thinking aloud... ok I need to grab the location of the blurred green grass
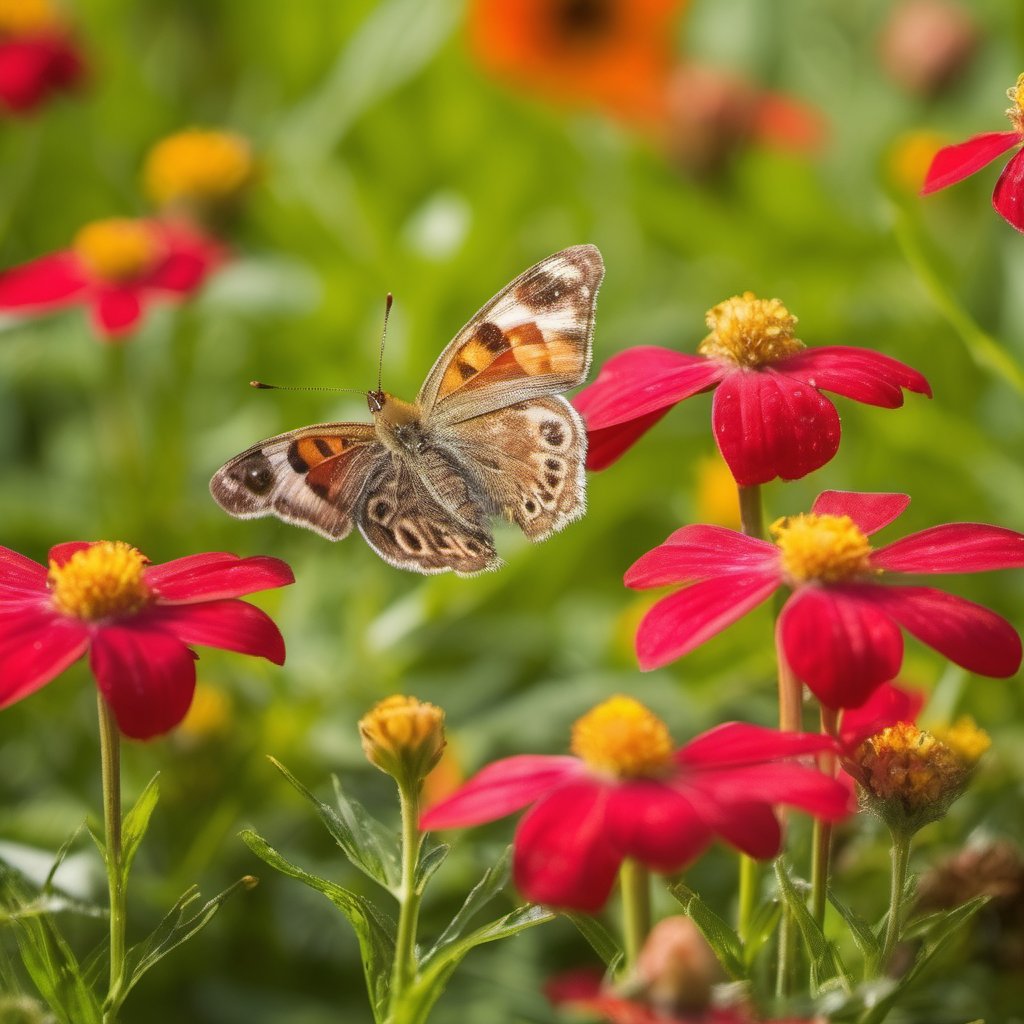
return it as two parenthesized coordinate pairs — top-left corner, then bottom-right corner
(2, 0), (1024, 1021)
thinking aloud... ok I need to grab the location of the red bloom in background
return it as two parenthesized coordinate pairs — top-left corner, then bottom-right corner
(0, 0), (85, 115)
(627, 490), (1024, 709)
(468, 0), (685, 124)
(838, 680), (925, 752)
(421, 695), (849, 912)
(0, 541), (293, 739)
(574, 293), (929, 486)
(921, 73), (1024, 231)
(0, 217), (224, 339)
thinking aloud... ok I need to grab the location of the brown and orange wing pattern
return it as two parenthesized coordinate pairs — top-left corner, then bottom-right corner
(417, 245), (604, 426)
(209, 423), (382, 540)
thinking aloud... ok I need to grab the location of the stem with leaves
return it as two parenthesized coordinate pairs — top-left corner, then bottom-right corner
(620, 859), (651, 972)
(810, 706), (839, 927)
(879, 830), (912, 970)
(389, 779), (425, 1017)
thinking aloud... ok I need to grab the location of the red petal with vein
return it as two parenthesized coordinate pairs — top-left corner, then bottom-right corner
(604, 782), (711, 871)
(573, 347), (724, 427)
(143, 600), (285, 664)
(147, 553), (295, 602)
(94, 289), (142, 337)
(873, 523), (1024, 573)
(513, 782), (621, 912)
(689, 764), (852, 821)
(584, 408), (671, 470)
(0, 252), (86, 309)
(920, 131), (1019, 193)
(839, 681), (925, 750)
(0, 546), (47, 590)
(47, 541), (92, 567)
(711, 367), (840, 485)
(864, 585), (1022, 678)
(625, 526), (777, 588)
(779, 587), (904, 709)
(704, 801), (781, 859)
(420, 755), (582, 830)
(677, 721), (836, 767)
(89, 625), (196, 739)
(779, 346), (931, 407)
(0, 610), (88, 708)
(811, 490), (910, 536)
(635, 573), (779, 670)
(993, 148), (1024, 232)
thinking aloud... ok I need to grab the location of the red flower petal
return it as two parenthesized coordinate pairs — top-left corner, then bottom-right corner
(93, 288), (143, 337)
(89, 625), (197, 739)
(711, 367), (840, 485)
(872, 523), (1024, 573)
(146, 552), (295, 602)
(677, 722), (837, 766)
(625, 526), (777, 588)
(604, 782), (711, 871)
(811, 490), (910, 536)
(635, 573), (780, 671)
(513, 781), (621, 912)
(142, 600), (285, 665)
(865, 585), (1022, 679)
(778, 586), (904, 709)
(0, 38), (62, 112)
(702, 800), (782, 859)
(0, 546), (47, 591)
(420, 755), (582, 830)
(147, 252), (212, 294)
(47, 541), (92, 567)
(993, 148), (1024, 232)
(779, 346), (931, 407)
(839, 681), (925, 750)
(0, 252), (87, 309)
(584, 408), (671, 470)
(689, 763), (852, 822)
(0, 610), (89, 709)
(920, 131), (1019, 194)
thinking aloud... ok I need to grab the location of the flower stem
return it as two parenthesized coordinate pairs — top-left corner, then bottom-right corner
(620, 859), (652, 971)
(810, 706), (839, 927)
(737, 484), (764, 539)
(389, 780), (424, 1015)
(879, 829), (912, 971)
(96, 694), (126, 1023)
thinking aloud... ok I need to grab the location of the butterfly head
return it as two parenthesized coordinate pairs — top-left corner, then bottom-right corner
(367, 389), (386, 414)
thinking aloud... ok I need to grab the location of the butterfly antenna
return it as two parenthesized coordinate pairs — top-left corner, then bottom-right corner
(376, 292), (393, 394)
(249, 381), (366, 394)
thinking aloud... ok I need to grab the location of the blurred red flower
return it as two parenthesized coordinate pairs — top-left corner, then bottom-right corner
(921, 73), (1024, 231)
(574, 293), (929, 485)
(421, 696), (849, 912)
(0, 541), (293, 739)
(0, 217), (224, 339)
(468, 0), (685, 124)
(627, 491), (1024, 709)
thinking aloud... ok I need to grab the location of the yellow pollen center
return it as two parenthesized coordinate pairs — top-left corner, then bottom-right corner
(143, 129), (256, 208)
(771, 513), (874, 583)
(49, 541), (151, 621)
(931, 716), (991, 763)
(1008, 73), (1024, 131)
(697, 292), (804, 368)
(0, 0), (62, 36)
(570, 695), (674, 778)
(72, 219), (162, 282)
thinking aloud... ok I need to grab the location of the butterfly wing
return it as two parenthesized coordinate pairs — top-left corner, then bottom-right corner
(446, 396), (587, 540)
(417, 244), (604, 426)
(210, 424), (382, 540)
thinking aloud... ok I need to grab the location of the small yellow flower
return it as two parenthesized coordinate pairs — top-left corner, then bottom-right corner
(570, 695), (674, 779)
(697, 292), (804, 368)
(359, 695), (446, 788)
(72, 219), (162, 283)
(886, 130), (948, 195)
(49, 541), (151, 621)
(694, 455), (741, 530)
(0, 0), (62, 37)
(143, 129), (256, 213)
(178, 683), (233, 744)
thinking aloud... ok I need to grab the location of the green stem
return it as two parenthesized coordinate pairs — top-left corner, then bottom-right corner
(97, 694), (126, 1023)
(810, 706), (839, 928)
(620, 860), (651, 971)
(737, 484), (764, 539)
(879, 830), (912, 971)
(389, 780), (424, 1013)
(774, 643), (801, 999)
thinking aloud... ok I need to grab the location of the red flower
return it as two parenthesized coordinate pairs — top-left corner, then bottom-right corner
(838, 680), (925, 752)
(421, 696), (849, 912)
(921, 73), (1024, 231)
(627, 490), (1024, 709)
(0, 541), (294, 739)
(0, 217), (224, 339)
(574, 293), (929, 485)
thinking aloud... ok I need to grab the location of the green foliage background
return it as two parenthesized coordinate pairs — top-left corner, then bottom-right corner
(2, 1), (1024, 1021)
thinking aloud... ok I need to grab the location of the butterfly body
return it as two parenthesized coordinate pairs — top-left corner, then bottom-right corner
(210, 245), (604, 575)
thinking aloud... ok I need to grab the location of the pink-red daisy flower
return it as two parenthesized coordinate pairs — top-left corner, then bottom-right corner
(627, 490), (1024, 709)
(921, 73), (1024, 232)
(0, 217), (224, 339)
(420, 696), (849, 913)
(0, 541), (294, 739)
(573, 293), (930, 486)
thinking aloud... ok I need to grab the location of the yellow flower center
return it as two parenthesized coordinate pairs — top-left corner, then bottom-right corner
(1008, 73), (1024, 132)
(931, 716), (991, 763)
(0, 0), (62, 36)
(359, 695), (446, 785)
(72, 219), (162, 282)
(49, 541), (151, 621)
(570, 695), (674, 778)
(143, 129), (255, 208)
(771, 513), (874, 584)
(697, 292), (804, 368)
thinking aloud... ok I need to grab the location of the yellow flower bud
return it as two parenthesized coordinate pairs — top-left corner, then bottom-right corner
(359, 695), (446, 789)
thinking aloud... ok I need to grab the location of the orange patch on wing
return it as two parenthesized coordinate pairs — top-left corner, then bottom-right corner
(296, 435), (347, 470)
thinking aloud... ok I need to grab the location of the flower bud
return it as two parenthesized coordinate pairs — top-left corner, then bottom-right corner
(879, 0), (977, 98)
(634, 916), (721, 1013)
(359, 695), (446, 790)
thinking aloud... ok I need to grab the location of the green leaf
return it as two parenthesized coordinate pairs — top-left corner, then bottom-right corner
(413, 841), (449, 896)
(241, 828), (395, 1022)
(666, 880), (745, 980)
(120, 774), (160, 882)
(562, 912), (624, 971)
(828, 889), (881, 973)
(43, 823), (86, 892)
(743, 898), (781, 970)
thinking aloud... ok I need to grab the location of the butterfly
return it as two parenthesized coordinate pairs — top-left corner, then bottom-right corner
(209, 244), (604, 575)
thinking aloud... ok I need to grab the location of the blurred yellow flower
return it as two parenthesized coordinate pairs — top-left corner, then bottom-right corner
(886, 130), (947, 195)
(179, 682), (234, 743)
(694, 455), (740, 529)
(0, 0), (63, 36)
(143, 128), (256, 213)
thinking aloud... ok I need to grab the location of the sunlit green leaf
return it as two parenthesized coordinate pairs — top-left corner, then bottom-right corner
(666, 880), (745, 980)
